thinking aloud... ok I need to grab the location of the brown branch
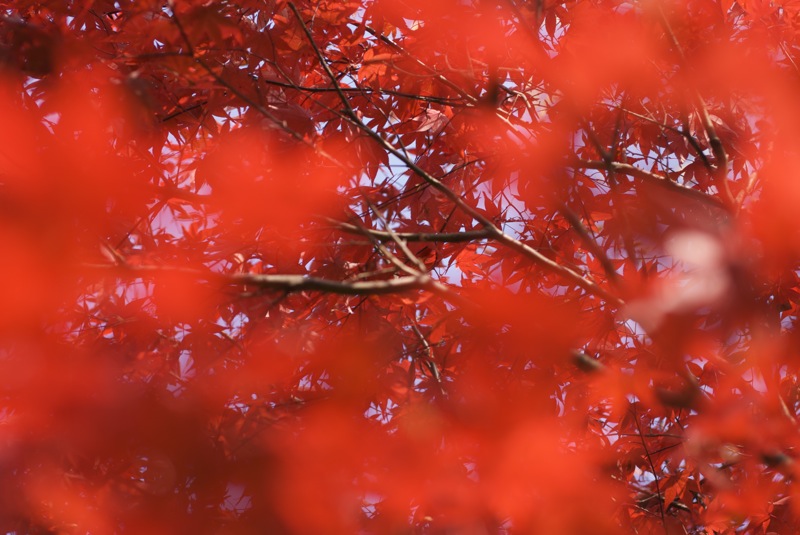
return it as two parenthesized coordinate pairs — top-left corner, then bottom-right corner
(152, 185), (209, 204)
(168, 6), (342, 166)
(288, 3), (356, 118)
(582, 120), (641, 270)
(291, 4), (621, 307)
(558, 204), (619, 284)
(411, 321), (445, 395)
(488, 230), (623, 306)
(334, 221), (492, 243)
(573, 159), (729, 211)
(83, 263), (445, 296)
(167, 2), (195, 57)
(655, 6), (736, 211)
(194, 56), (322, 146)
(680, 115), (714, 171)
(356, 22), (478, 104)
(161, 102), (206, 123)
(608, 103), (714, 171)
(630, 404), (668, 532)
(365, 199), (429, 273)
(259, 78), (465, 106)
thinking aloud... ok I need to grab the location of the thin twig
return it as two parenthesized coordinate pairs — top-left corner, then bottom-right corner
(582, 120), (641, 270)
(291, 3), (621, 306)
(83, 262), (443, 296)
(573, 159), (729, 211)
(168, 5), (342, 166)
(365, 199), (429, 273)
(655, 5), (736, 211)
(333, 222), (493, 243)
(607, 103), (714, 172)
(631, 404), (668, 533)
(259, 77), (466, 106)
(356, 21), (478, 104)
(411, 321), (445, 395)
(558, 204), (619, 284)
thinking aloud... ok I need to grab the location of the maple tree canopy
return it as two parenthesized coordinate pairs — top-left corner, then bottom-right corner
(2, 0), (800, 533)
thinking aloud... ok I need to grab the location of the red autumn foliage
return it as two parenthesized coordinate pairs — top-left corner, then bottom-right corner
(2, 0), (800, 533)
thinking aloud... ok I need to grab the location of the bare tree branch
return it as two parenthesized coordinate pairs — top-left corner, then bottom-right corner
(558, 203), (620, 284)
(83, 263), (445, 296)
(655, 6), (736, 210)
(573, 159), (729, 211)
(334, 222), (493, 243)
(290, 4), (622, 307)
(169, 6), (343, 165)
